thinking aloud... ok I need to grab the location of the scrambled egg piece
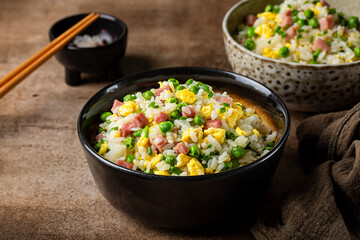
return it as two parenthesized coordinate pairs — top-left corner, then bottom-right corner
(312, 4), (321, 15)
(257, 12), (277, 21)
(262, 47), (279, 59)
(182, 128), (203, 143)
(218, 108), (243, 128)
(187, 159), (204, 176)
(98, 142), (108, 155)
(175, 89), (197, 104)
(201, 104), (213, 120)
(113, 131), (120, 139)
(205, 168), (213, 174)
(204, 128), (226, 144)
(158, 81), (164, 87)
(251, 129), (260, 137)
(137, 136), (149, 149)
(118, 101), (140, 116)
(144, 154), (162, 169)
(176, 154), (192, 167)
(154, 170), (170, 176)
(236, 127), (248, 136)
(228, 109), (243, 128)
(255, 22), (277, 39)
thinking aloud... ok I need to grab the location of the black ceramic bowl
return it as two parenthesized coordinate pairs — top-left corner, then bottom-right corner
(77, 67), (290, 229)
(49, 13), (127, 86)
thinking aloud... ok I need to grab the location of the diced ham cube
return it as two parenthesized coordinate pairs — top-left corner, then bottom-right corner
(173, 142), (189, 155)
(95, 131), (104, 142)
(286, 24), (299, 40)
(117, 160), (134, 170)
(155, 111), (169, 124)
(279, 10), (292, 27)
(111, 99), (123, 113)
(216, 96), (233, 106)
(204, 119), (222, 130)
(320, 0), (329, 6)
(182, 106), (196, 118)
(280, 16), (293, 27)
(153, 135), (168, 152)
(245, 14), (257, 26)
(120, 122), (134, 137)
(154, 84), (171, 97)
(132, 112), (149, 128)
(319, 15), (335, 31)
(313, 38), (330, 51)
(120, 112), (149, 137)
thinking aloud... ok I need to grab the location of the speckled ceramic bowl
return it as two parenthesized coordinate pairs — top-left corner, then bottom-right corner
(223, 0), (360, 112)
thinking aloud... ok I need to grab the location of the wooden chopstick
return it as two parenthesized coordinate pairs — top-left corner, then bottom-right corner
(0, 13), (100, 98)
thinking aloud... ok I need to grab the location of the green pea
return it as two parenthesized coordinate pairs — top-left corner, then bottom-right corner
(94, 142), (102, 151)
(169, 166), (181, 175)
(176, 85), (186, 91)
(244, 39), (256, 50)
(169, 109), (181, 120)
(341, 19), (348, 27)
(313, 48), (321, 60)
(348, 16), (359, 29)
(143, 169), (154, 174)
(189, 145), (200, 158)
(201, 154), (211, 161)
(246, 27), (257, 38)
(207, 91), (214, 98)
(168, 78), (179, 88)
(123, 94), (136, 102)
(273, 5), (280, 14)
(124, 137), (135, 149)
(147, 146), (153, 156)
(222, 161), (233, 171)
(100, 112), (112, 122)
(231, 160), (240, 169)
(266, 141), (274, 148)
(328, 8), (336, 15)
(293, 16), (299, 23)
(142, 91), (154, 100)
(193, 115), (205, 126)
(159, 121), (173, 133)
(279, 46), (290, 58)
(190, 85), (200, 94)
(297, 19), (308, 27)
(264, 4), (273, 12)
(226, 131), (237, 141)
(177, 102), (187, 109)
(165, 97), (178, 104)
(308, 18), (319, 28)
(354, 47), (360, 57)
(231, 146), (246, 158)
(133, 129), (143, 137)
(210, 150), (219, 156)
(304, 9), (314, 19)
(186, 79), (194, 85)
(165, 155), (176, 165)
(291, 10), (298, 17)
(126, 155), (135, 164)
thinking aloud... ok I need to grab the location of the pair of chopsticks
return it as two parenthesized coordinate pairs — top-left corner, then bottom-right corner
(0, 12), (100, 98)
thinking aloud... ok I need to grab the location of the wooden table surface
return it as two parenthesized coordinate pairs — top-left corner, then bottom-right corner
(0, 0), (335, 239)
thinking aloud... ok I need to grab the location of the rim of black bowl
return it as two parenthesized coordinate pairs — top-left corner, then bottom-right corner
(222, 0), (360, 68)
(77, 67), (291, 181)
(49, 12), (127, 51)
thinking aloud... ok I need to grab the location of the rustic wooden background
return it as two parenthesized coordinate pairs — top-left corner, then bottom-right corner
(0, 0), (356, 239)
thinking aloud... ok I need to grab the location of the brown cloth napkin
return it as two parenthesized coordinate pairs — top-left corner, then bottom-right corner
(251, 103), (360, 240)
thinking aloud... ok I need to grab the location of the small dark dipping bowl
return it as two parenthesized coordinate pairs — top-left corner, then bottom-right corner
(49, 13), (127, 86)
(78, 67), (290, 229)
